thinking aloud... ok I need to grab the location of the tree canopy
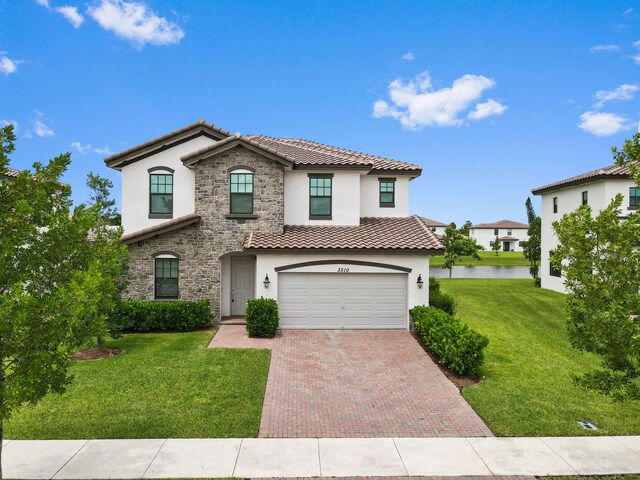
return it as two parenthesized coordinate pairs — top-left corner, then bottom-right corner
(441, 224), (481, 278)
(523, 197), (541, 284)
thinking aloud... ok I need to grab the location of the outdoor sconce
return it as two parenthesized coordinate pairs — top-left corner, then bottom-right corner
(417, 274), (424, 288)
(263, 274), (271, 288)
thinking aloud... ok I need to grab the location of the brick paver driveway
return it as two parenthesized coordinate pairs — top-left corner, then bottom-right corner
(210, 325), (492, 438)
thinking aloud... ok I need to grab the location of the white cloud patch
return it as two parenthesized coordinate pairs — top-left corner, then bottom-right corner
(468, 98), (508, 120)
(27, 111), (55, 138)
(71, 142), (113, 155)
(625, 7), (634, 15)
(56, 6), (84, 27)
(93, 146), (113, 155)
(589, 44), (620, 53)
(577, 111), (630, 136)
(36, 0), (50, 6)
(372, 71), (505, 129)
(401, 52), (415, 62)
(0, 52), (23, 75)
(594, 84), (639, 107)
(88, 0), (185, 48)
(633, 40), (640, 64)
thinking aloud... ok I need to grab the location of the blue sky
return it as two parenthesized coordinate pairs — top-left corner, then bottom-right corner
(2, 0), (639, 225)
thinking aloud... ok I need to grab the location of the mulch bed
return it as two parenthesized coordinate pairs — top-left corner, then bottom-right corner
(72, 347), (123, 361)
(411, 331), (479, 390)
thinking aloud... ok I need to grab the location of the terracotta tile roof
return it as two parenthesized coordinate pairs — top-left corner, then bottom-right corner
(244, 216), (444, 252)
(3, 167), (21, 178)
(121, 214), (200, 244)
(532, 163), (633, 194)
(245, 135), (422, 173)
(499, 235), (520, 241)
(421, 217), (448, 227)
(472, 219), (529, 229)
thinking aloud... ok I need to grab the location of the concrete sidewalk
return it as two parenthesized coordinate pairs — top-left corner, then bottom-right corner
(3, 436), (640, 479)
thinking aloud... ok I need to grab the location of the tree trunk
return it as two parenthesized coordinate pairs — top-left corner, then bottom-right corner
(448, 267), (452, 279)
(97, 335), (104, 352)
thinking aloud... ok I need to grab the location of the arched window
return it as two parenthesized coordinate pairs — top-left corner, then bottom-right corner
(154, 253), (179, 299)
(149, 167), (174, 217)
(229, 167), (254, 214)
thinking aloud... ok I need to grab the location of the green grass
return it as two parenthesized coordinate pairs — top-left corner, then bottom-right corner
(441, 279), (640, 436)
(430, 251), (528, 267)
(5, 330), (270, 439)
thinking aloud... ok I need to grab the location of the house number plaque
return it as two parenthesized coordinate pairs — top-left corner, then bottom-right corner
(337, 267), (350, 273)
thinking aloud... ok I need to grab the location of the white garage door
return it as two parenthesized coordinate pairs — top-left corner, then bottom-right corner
(278, 272), (407, 329)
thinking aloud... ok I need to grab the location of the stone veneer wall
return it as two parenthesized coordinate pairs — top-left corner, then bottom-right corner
(124, 145), (285, 320)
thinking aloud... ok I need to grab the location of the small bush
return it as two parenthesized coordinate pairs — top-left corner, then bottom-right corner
(410, 305), (488, 376)
(246, 297), (279, 338)
(119, 300), (211, 332)
(429, 290), (456, 315)
(429, 276), (440, 293)
(534, 277), (541, 288)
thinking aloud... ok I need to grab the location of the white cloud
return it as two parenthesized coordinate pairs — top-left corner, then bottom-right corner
(88, 0), (185, 48)
(35, 0), (50, 6)
(577, 111), (630, 136)
(56, 6), (85, 28)
(401, 52), (415, 62)
(468, 98), (508, 120)
(589, 44), (620, 53)
(372, 71), (504, 129)
(594, 84), (639, 107)
(625, 7), (634, 15)
(0, 53), (23, 75)
(633, 40), (640, 64)
(93, 146), (113, 155)
(30, 111), (55, 138)
(71, 142), (113, 155)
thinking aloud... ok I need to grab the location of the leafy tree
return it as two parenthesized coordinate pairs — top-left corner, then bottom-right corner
(552, 132), (640, 399)
(87, 172), (121, 226)
(458, 220), (473, 236)
(0, 124), (128, 476)
(492, 235), (501, 255)
(441, 224), (481, 278)
(523, 197), (541, 283)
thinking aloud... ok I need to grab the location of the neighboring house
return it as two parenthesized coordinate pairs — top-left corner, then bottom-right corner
(532, 163), (635, 293)
(469, 220), (529, 252)
(1, 166), (21, 181)
(105, 119), (444, 330)
(422, 217), (448, 237)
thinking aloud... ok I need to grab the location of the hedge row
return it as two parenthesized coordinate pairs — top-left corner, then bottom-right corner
(118, 299), (211, 332)
(410, 305), (488, 376)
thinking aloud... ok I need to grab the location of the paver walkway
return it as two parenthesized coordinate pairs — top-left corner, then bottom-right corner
(4, 436), (640, 478)
(210, 326), (492, 438)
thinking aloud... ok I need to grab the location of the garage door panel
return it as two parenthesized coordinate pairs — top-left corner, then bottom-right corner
(278, 272), (407, 329)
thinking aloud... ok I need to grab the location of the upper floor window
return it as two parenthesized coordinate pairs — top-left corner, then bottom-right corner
(309, 175), (332, 218)
(155, 256), (179, 299)
(431, 227), (436, 232)
(379, 178), (395, 207)
(507, 229), (512, 236)
(494, 228), (498, 236)
(553, 196), (558, 213)
(230, 171), (254, 214)
(149, 172), (173, 216)
(630, 187), (640, 209)
(582, 191), (588, 206)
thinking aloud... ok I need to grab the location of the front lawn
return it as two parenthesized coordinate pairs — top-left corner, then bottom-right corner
(5, 330), (270, 439)
(430, 251), (528, 267)
(441, 279), (640, 436)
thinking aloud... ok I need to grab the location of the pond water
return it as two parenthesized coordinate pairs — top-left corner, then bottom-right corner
(430, 265), (530, 279)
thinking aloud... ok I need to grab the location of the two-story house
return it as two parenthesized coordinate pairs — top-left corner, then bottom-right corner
(105, 120), (444, 330)
(469, 220), (529, 252)
(422, 217), (448, 238)
(532, 163), (635, 293)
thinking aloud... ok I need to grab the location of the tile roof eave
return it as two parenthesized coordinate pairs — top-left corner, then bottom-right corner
(121, 213), (201, 244)
(243, 247), (445, 254)
(180, 135), (296, 167)
(531, 173), (631, 195)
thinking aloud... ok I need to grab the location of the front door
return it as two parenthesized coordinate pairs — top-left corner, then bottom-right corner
(503, 241), (511, 252)
(231, 256), (255, 315)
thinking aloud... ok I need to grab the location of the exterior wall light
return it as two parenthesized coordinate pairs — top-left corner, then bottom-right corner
(263, 274), (271, 288)
(417, 274), (424, 288)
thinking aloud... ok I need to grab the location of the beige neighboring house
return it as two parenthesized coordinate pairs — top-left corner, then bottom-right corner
(105, 119), (444, 330)
(469, 220), (529, 252)
(1, 166), (21, 180)
(532, 163), (636, 293)
(422, 217), (448, 237)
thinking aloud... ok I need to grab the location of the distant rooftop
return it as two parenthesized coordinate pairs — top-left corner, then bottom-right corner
(472, 220), (529, 229)
(532, 163), (632, 195)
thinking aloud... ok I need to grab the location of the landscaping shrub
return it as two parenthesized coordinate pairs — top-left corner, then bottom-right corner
(410, 305), (488, 376)
(429, 276), (440, 292)
(429, 290), (456, 315)
(119, 300), (211, 332)
(245, 297), (279, 337)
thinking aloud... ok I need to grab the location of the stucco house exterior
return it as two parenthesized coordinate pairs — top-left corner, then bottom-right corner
(532, 163), (635, 293)
(105, 119), (444, 330)
(422, 217), (448, 237)
(469, 220), (529, 252)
